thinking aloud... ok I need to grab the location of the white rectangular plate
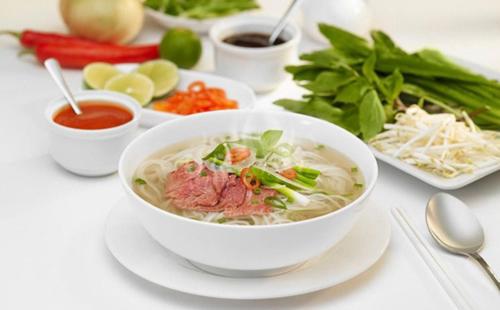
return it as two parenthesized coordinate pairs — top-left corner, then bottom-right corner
(369, 58), (500, 189)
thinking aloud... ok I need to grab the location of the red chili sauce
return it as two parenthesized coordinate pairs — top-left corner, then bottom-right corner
(53, 101), (133, 130)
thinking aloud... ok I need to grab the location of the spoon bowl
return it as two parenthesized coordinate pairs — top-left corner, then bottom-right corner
(426, 193), (484, 254)
(426, 192), (499, 290)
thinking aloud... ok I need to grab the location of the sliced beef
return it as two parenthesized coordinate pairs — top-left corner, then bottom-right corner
(164, 161), (277, 217)
(165, 162), (228, 212)
(222, 184), (275, 218)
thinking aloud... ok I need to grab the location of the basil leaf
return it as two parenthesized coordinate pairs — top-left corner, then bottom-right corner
(202, 143), (227, 162)
(381, 69), (404, 103)
(335, 77), (371, 104)
(318, 23), (371, 58)
(371, 30), (406, 56)
(275, 97), (343, 124)
(304, 70), (357, 95)
(359, 90), (386, 140)
(362, 53), (379, 85)
(261, 130), (283, 148)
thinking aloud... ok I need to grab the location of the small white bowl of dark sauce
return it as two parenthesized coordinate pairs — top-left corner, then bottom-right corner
(209, 16), (301, 93)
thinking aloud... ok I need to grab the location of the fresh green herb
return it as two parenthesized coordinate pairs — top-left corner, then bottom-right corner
(354, 183), (364, 188)
(351, 166), (358, 173)
(144, 0), (259, 20)
(217, 218), (227, 224)
(275, 23), (500, 139)
(261, 130), (283, 149)
(134, 178), (147, 185)
(200, 170), (208, 177)
(237, 130), (284, 158)
(314, 144), (325, 150)
(187, 163), (196, 172)
(264, 196), (287, 209)
(202, 143), (227, 163)
(293, 166), (321, 179)
(251, 166), (313, 191)
(252, 188), (262, 195)
(251, 199), (260, 205)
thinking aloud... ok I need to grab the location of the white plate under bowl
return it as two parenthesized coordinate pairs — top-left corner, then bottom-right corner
(81, 64), (256, 128)
(371, 147), (500, 190)
(105, 197), (390, 300)
(145, 8), (252, 34)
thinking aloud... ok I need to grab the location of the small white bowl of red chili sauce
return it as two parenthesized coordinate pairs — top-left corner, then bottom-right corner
(45, 91), (141, 176)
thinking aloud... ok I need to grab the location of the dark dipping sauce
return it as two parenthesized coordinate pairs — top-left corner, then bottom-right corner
(223, 32), (286, 48)
(54, 101), (133, 130)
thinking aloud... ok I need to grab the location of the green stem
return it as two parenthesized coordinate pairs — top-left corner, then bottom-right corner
(0, 30), (21, 39)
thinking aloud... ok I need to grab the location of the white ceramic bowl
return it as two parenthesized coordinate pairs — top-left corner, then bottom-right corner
(119, 110), (378, 274)
(209, 16), (301, 93)
(46, 91), (141, 176)
(145, 8), (252, 34)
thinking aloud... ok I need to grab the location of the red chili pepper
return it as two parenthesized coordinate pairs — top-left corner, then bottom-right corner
(240, 167), (260, 190)
(1, 29), (117, 48)
(33, 43), (159, 69)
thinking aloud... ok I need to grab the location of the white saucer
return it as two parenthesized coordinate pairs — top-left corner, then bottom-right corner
(105, 198), (391, 300)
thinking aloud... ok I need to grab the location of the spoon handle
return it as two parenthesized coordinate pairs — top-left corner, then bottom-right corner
(268, 0), (301, 45)
(469, 252), (500, 291)
(44, 58), (82, 115)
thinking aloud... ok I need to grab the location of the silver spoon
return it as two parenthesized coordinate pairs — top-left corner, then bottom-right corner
(44, 58), (82, 115)
(268, 0), (301, 46)
(426, 192), (500, 290)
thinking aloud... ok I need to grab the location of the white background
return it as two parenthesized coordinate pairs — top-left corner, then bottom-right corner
(1, 0), (499, 309)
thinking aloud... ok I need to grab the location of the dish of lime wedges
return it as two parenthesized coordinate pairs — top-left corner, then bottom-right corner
(104, 73), (155, 106)
(83, 62), (121, 89)
(83, 60), (179, 105)
(135, 60), (179, 98)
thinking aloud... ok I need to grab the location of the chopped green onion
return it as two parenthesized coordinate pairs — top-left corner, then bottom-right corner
(351, 166), (358, 172)
(217, 218), (227, 224)
(315, 144), (325, 150)
(251, 199), (260, 205)
(264, 196), (287, 209)
(200, 170), (207, 177)
(354, 183), (364, 188)
(134, 178), (147, 185)
(252, 188), (262, 195)
(293, 166), (321, 179)
(187, 163), (196, 172)
(295, 174), (317, 187)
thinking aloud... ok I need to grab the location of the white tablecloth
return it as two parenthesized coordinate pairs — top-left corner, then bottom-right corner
(1, 1), (499, 309)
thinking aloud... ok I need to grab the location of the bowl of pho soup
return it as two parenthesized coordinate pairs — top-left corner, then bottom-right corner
(119, 110), (378, 275)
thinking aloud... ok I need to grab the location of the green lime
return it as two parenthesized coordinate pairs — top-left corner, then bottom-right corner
(83, 62), (121, 89)
(160, 28), (202, 69)
(135, 59), (179, 98)
(104, 73), (154, 106)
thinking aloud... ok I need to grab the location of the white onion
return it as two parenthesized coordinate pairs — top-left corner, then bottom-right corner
(60, 0), (144, 44)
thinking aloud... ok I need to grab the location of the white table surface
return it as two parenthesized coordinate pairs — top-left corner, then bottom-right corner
(1, 0), (499, 309)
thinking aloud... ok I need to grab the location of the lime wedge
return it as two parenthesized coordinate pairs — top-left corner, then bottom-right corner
(104, 73), (154, 106)
(135, 59), (179, 98)
(83, 62), (121, 89)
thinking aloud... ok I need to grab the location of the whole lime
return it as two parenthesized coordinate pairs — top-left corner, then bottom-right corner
(160, 28), (202, 69)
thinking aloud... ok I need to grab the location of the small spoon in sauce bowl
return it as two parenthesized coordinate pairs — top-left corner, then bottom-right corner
(268, 0), (301, 46)
(44, 58), (82, 115)
(426, 193), (500, 290)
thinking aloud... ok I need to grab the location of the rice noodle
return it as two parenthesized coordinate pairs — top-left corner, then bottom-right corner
(133, 135), (363, 225)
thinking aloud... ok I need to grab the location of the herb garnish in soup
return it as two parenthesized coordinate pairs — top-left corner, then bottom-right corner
(133, 130), (363, 225)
